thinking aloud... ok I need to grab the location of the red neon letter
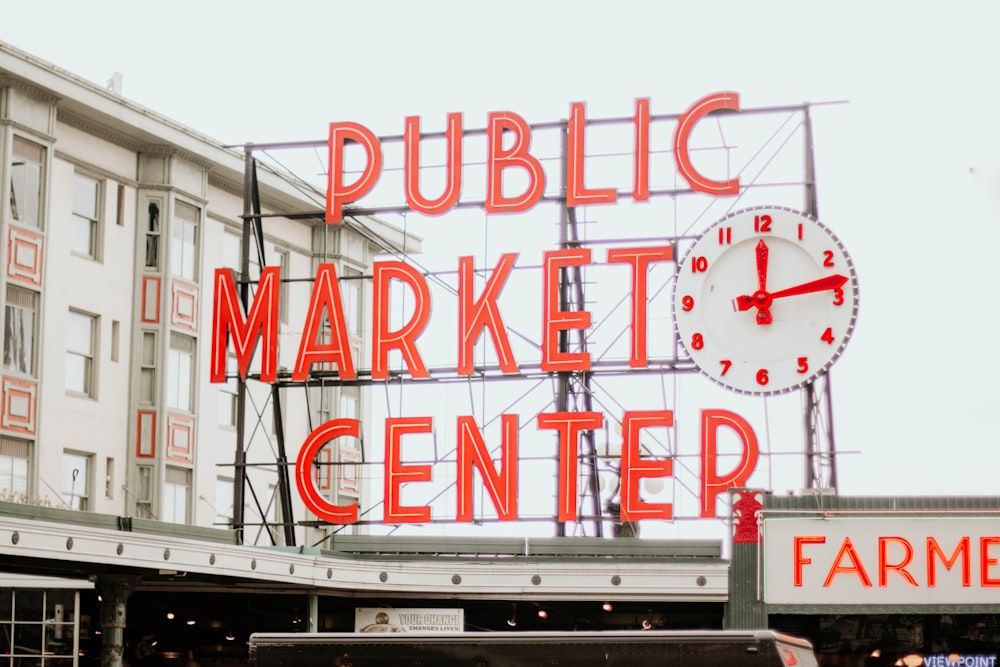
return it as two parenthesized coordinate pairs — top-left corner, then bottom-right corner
(606, 246), (674, 368)
(295, 419), (359, 524)
(457, 254), (519, 375)
(371, 261), (431, 380)
(485, 111), (545, 214)
(541, 248), (592, 372)
(793, 536), (826, 587)
(537, 411), (603, 522)
(632, 97), (651, 201)
(384, 416), (433, 524)
(566, 102), (617, 207)
(674, 92), (740, 196)
(404, 113), (463, 215)
(699, 409), (759, 517)
(456, 414), (518, 522)
(879, 536), (918, 587)
(982, 536), (1000, 587)
(210, 266), (279, 383)
(619, 410), (674, 522)
(927, 536), (971, 587)
(326, 122), (383, 223)
(824, 538), (873, 587)
(292, 263), (357, 381)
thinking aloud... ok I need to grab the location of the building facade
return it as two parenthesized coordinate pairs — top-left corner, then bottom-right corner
(0, 41), (420, 547)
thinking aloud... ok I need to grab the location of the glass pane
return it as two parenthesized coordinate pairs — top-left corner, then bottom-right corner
(145, 234), (159, 269)
(4, 305), (34, 374)
(14, 591), (42, 621)
(64, 354), (86, 393)
(70, 214), (94, 256)
(61, 453), (89, 507)
(72, 175), (98, 218)
(0, 589), (12, 621)
(140, 368), (154, 403)
(10, 162), (41, 227)
(0, 454), (29, 496)
(141, 332), (156, 365)
(223, 232), (241, 270)
(66, 312), (92, 354)
(0, 621), (11, 654)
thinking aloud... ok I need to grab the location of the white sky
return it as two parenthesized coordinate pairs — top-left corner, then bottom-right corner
(4, 1), (1000, 536)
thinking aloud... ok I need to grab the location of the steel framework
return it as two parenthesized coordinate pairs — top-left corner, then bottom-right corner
(229, 101), (843, 545)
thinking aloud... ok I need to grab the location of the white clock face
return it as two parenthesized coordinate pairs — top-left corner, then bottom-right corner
(673, 206), (859, 395)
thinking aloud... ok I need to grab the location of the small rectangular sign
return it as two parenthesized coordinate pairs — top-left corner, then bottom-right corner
(355, 607), (464, 634)
(763, 516), (1000, 605)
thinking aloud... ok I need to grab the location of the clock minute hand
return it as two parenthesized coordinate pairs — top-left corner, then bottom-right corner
(768, 274), (848, 300)
(734, 274), (848, 312)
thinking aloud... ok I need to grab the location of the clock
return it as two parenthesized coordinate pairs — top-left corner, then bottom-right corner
(672, 206), (859, 395)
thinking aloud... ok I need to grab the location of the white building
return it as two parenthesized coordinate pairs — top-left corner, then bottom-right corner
(0, 40), (415, 547)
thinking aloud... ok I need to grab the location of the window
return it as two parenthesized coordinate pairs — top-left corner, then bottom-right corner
(162, 466), (191, 524)
(0, 437), (30, 501)
(343, 266), (364, 338)
(145, 200), (161, 269)
(9, 136), (45, 228)
(135, 464), (153, 519)
(71, 173), (101, 258)
(215, 477), (234, 528)
(340, 386), (360, 420)
(60, 451), (91, 511)
(222, 230), (241, 272)
(217, 352), (238, 426)
(308, 383), (335, 430)
(166, 333), (194, 412)
(3, 286), (38, 376)
(139, 331), (156, 405)
(111, 320), (120, 362)
(276, 249), (290, 324)
(65, 310), (96, 396)
(0, 589), (79, 666)
(105, 457), (114, 499)
(170, 201), (199, 280)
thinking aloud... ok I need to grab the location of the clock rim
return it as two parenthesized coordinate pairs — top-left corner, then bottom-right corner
(671, 205), (860, 396)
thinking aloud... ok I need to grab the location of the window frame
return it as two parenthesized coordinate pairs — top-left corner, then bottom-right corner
(65, 309), (98, 397)
(170, 200), (200, 281)
(0, 437), (31, 501)
(70, 171), (102, 260)
(60, 450), (91, 511)
(3, 285), (39, 377)
(162, 465), (191, 524)
(166, 332), (195, 412)
(9, 135), (46, 229)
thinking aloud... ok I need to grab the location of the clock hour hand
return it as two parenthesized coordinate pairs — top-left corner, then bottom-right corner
(734, 274), (848, 313)
(753, 240), (771, 324)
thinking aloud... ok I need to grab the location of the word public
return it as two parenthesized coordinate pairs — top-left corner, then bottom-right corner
(324, 92), (741, 223)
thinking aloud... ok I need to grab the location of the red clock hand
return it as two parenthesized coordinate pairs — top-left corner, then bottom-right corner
(769, 274), (848, 300)
(735, 274), (848, 311)
(754, 240), (771, 324)
(756, 239), (768, 292)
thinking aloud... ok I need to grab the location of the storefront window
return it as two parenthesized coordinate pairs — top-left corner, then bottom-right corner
(0, 588), (80, 666)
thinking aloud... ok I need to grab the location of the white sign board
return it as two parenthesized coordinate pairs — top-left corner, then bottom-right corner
(763, 516), (1000, 605)
(355, 607), (464, 634)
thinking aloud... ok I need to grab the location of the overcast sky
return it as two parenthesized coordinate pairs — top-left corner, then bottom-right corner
(4, 1), (999, 535)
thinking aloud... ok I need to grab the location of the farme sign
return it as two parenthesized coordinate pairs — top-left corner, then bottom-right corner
(764, 517), (1000, 605)
(211, 92), (764, 527)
